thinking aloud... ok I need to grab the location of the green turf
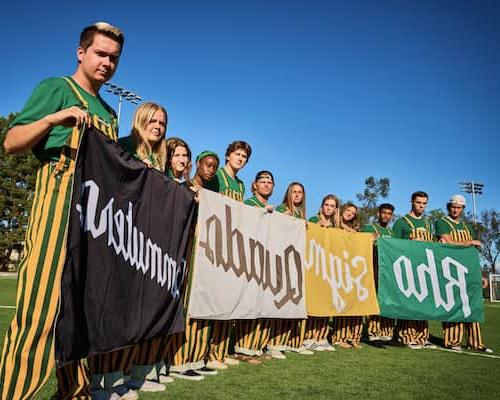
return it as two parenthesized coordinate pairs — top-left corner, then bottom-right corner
(0, 278), (498, 399)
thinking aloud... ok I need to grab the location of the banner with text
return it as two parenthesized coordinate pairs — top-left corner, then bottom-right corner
(188, 189), (307, 319)
(56, 128), (196, 364)
(377, 237), (484, 322)
(305, 224), (379, 316)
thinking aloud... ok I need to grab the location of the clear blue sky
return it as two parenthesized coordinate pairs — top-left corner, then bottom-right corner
(1, 0), (498, 219)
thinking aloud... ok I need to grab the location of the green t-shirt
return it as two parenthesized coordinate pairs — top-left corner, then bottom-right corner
(206, 167), (245, 202)
(244, 195), (265, 208)
(10, 77), (117, 162)
(118, 135), (162, 170)
(392, 214), (433, 241)
(434, 216), (475, 242)
(361, 223), (393, 238)
(276, 204), (303, 219)
(309, 216), (320, 224)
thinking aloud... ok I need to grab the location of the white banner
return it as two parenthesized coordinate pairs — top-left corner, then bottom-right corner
(188, 189), (307, 319)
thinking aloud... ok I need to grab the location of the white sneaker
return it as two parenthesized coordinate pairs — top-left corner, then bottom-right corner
(450, 346), (463, 352)
(422, 342), (437, 349)
(369, 335), (381, 341)
(267, 349), (286, 359)
(379, 336), (393, 342)
(206, 360), (229, 370)
(158, 375), (174, 384)
(170, 370), (204, 381)
(127, 378), (165, 392)
(223, 357), (240, 366)
(321, 343), (335, 352)
(407, 343), (422, 350)
(298, 349), (314, 355)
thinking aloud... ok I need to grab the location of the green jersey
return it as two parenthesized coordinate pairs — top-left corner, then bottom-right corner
(435, 216), (475, 243)
(10, 77), (117, 161)
(309, 216), (320, 224)
(244, 195), (265, 208)
(392, 214), (433, 241)
(276, 204), (303, 219)
(361, 223), (393, 238)
(206, 167), (245, 202)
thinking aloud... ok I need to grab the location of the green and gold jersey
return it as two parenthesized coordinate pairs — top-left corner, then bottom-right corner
(118, 135), (162, 171)
(434, 216), (475, 243)
(10, 77), (117, 162)
(244, 195), (265, 208)
(361, 223), (393, 238)
(308, 215), (334, 227)
(392, 214), (433, 241)
(276, 204), (303, 219)
(206, 167), (245, 202)
(309, 215), (320, 224)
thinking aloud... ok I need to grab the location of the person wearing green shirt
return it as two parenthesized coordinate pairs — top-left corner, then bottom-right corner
(361, 203), (395, 342)
(304, 195), (340, 352)
(204, 141), (254, 368)
(275, 182), (313, 355)
(0, 22), (133, 400)
(435, 194), (492, 353)
(392, 191), (435, 350)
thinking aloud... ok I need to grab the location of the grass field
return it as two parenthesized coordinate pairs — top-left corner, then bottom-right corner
(0, 277), (499, 400)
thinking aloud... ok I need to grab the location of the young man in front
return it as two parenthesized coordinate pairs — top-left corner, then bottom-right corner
(435, 194), (493, 353)
(392, 192), (436, 350)
(205, 141), (259, 367)
(361, 203), (395, 341)
(0, 23), (130, 400)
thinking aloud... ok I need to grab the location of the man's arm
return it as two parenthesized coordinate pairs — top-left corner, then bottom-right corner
(4, 107), (91, 154)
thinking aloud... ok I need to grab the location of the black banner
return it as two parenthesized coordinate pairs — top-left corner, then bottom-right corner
(56, 128), (195, 364)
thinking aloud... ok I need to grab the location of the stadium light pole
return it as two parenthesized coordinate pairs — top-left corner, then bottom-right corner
(459, 181), (484, 223)
(104, 82), (142, 128)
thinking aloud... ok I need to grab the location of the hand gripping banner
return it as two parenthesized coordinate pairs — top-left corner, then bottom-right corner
(188, 189), (307, 320)
(377, 237), (484, 322)
(305, 224), (379, 316)
(55, 127), (196, 364)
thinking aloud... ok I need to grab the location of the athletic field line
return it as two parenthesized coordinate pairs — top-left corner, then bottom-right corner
(434, 346), (500, 359)
(0, 306), (16, 309)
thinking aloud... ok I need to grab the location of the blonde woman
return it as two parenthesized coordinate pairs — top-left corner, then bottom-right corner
(275, 182), (313, 355)
(304, 194), (340, 352)
(332, 203), (363, 349)
(119, 102), (167, 170)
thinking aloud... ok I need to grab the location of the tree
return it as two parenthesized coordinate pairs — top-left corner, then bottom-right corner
(0, 114), (40, 270)
(478, 210), (500, 274)
(356, 176), (390, 226)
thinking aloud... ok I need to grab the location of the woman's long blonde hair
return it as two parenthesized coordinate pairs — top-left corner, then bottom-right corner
(281, 182), (306, 219)
(340, 202), (360, 232)
(316, 194), (340, 227)
(130, 102), (167, 171)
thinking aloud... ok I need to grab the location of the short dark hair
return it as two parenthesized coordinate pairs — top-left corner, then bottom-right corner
(379, 203), (395, 212)
(225, 141), (252, 161)
(80, 22), (124, 54)
(411, 191), (428, 201)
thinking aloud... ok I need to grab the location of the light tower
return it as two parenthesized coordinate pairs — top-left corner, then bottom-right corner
(459, 181), (484, 222)
(104, 82), (142, 127)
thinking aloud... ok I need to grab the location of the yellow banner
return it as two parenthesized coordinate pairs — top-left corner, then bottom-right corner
(305, 224), (380, 316)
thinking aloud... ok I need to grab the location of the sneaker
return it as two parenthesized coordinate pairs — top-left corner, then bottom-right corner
(91, 390), (123, 400)
(314, 345), (326, 352)
(422, 342), (437, 349)
(206, 360), (229, 370)
(127, 378), (166, 392)
(351, 342), (363, 349)
(321, 343), (335, 352)
(449, 346), (463, 352)
(337, 342), (352, 349)
(196, 367), (218, 376)
(369, 335), (381, 341)
(158, 374), (174, 384)
(379, 336), (393, 342)
(267, 349), (286, 359)
(113, 385), (139, 400)
(407, 343), (422, 350)
(170, 370), (204, 381)
(305, 341), (320, 351)
(247, 357), (262, 365)
(298, 349), (314, 355)
(476, 346), (494, 354)
(223, 357), (240, 366)
(260, 353), (273, 361)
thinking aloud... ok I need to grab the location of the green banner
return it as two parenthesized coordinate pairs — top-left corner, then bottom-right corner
(377, 238), (484, 322)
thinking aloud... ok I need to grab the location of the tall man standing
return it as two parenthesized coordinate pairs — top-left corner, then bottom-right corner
(435, 194), (493, 353)
(392, 191), (435, 350)
(1, 22), (124, 400)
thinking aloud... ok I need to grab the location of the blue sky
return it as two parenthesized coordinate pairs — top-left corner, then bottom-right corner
(1, 0), (498, 219)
